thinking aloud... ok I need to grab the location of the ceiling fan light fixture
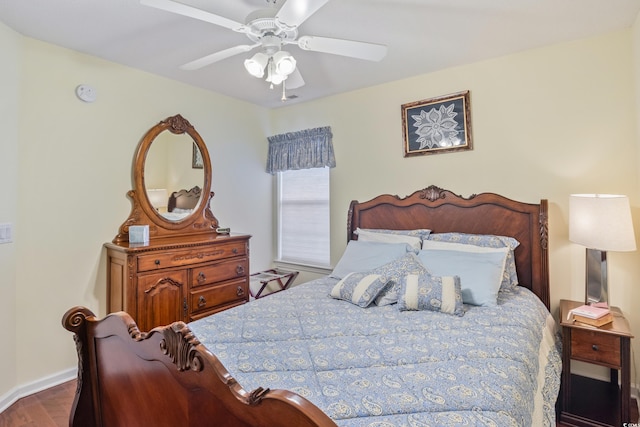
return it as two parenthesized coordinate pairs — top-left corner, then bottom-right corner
(272, 50), (296, 76)
(244, 52), (269, 78)
(265, 59), (287, 85)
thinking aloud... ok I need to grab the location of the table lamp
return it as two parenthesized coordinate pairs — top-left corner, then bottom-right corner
(569, 194), (636, 305)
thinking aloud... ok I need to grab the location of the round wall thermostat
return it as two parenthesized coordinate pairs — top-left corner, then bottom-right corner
(75, 84), (97, 103)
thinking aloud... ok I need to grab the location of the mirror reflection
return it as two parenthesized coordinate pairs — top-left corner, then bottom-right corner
(144, 130), (204, 222)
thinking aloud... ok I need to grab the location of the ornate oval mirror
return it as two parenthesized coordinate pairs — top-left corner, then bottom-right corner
(144, 130), (204, 222)
(113, 114), (219, 243)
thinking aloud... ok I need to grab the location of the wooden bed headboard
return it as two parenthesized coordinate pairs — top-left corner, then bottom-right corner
(347, 185), (549, 309)
(168, 186), (202, 212)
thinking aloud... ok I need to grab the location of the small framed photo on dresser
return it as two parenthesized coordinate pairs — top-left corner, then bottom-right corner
(401, 90), (472, 157)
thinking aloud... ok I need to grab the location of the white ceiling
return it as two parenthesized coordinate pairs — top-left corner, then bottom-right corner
(1, 0), (639, 109)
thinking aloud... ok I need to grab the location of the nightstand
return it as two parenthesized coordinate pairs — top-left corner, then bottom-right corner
(559, 299), (636, 426)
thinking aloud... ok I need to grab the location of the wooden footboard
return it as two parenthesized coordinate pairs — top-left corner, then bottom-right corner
(62, 307), (338, 427)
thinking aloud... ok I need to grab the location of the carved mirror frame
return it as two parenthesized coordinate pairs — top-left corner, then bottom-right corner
(113, 114), (219, 243)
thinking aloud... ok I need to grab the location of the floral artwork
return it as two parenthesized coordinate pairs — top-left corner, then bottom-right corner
(401, 91), (472, 156)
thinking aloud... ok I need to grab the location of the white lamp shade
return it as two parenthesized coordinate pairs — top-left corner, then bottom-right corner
(272, 51), (296, 76)
(569, 194), (636, 251)
(147, 188), (168, 210)
(244, 52), (269, 78)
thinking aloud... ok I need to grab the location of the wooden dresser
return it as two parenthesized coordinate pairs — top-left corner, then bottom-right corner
(106, 233), (250, 332)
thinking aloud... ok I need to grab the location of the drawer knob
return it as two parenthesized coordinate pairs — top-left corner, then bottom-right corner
(232, 248), (238, 254)
(592, 344), (599, 351)
(197, 272), (206, 284)
(236, 265), (245, 275)
(198, 295), (207, 308)
(236, 286), (245, 297)
(154, 260), (160, 266)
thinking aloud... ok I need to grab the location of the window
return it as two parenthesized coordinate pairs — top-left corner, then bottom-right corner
(277, 167), (330, 267)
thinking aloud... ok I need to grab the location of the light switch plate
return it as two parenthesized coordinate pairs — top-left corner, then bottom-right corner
(0, 223), (13, 244)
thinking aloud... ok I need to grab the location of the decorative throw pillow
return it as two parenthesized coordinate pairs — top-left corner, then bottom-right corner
(372, 252), (430, 306)
(427, 232), (520, 289)
(417, 244), (509, 307)
(329, 271), (389, 307)
(355, 228), (423, 250)
(397, 272), (464, 316)
(330, 240), (414, 279)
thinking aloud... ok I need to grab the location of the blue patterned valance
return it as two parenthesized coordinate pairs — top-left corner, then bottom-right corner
(266, 126), (336, 174)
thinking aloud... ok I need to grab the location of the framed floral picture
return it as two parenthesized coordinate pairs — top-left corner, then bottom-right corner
(401, 90), (472, 157)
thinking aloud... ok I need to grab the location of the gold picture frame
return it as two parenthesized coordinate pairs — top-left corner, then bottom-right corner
(401, 90), (472, 157)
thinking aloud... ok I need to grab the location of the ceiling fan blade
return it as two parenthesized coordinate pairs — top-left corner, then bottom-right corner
(140, 0), (246, 32)
(275, 0), (330, 28)
(297, 36), (387, 61)
(180, 44), (258, 70)
(286, 68), (305, 89)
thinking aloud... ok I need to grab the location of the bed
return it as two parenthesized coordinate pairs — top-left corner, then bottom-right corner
(161, 186), (201, 221)
(63, 185), (561, 426)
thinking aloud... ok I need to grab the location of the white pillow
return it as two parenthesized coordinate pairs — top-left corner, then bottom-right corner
(355, 228), (422, 250)
(330, 240), (413, 279)
(418, 241), (509, 307)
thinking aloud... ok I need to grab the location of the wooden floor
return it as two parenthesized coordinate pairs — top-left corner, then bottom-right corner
(0, 380), (633, 426)
(0, 381), (75, 427)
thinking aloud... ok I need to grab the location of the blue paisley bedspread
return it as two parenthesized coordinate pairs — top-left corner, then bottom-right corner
(189, 277), (562, 426)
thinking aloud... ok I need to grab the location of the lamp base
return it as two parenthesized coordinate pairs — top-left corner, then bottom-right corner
(585, 248), (608, 305)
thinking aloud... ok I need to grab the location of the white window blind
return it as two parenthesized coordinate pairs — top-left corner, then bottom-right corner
(277, 167), (330, 267)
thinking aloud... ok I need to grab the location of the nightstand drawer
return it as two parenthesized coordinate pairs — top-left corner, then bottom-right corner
(571, 329), (621, 368)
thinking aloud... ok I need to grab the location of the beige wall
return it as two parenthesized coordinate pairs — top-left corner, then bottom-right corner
(6, 36), (274, 393)
(0, 22), (21, 399)
(272, 29), (640, 381)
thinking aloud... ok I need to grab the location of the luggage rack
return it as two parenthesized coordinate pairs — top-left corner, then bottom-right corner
(249, 269), (299, 299)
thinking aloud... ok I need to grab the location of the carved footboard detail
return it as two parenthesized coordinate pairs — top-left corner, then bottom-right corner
(160, 322), (203, 372)
(62, 307), (337, 427)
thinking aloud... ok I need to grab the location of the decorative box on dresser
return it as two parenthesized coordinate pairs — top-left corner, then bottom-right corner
(107, 113), (251, 331)
(559, 299), (636, 427)
(106, 234), (250, 332)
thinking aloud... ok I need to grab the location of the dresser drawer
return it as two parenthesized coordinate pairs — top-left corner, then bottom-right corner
(191, 257), (248, 288)
(190, 278), (248, 315)
(137, 241), (247, 272)
(570, 328), (621, 368)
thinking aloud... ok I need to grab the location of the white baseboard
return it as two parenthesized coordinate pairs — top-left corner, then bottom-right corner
(0, 367), (76, 414)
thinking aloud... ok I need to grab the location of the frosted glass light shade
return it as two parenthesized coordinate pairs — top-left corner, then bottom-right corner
(569, 194), (636, 251)
(272, 51), (296, 76)
(244, 52), (269, 78)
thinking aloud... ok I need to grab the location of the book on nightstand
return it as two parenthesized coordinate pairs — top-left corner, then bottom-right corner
(567, 304), (613, 327)
(573, 312), (614, 327)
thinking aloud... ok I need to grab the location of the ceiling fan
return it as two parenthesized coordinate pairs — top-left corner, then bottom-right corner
(140, 0), (388, 92)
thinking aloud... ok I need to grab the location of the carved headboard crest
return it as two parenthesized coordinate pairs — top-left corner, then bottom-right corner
(417, 185), (478, 202)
